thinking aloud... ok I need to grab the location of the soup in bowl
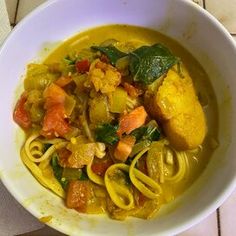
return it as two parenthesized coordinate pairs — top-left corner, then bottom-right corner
(0, 0), (236, 235)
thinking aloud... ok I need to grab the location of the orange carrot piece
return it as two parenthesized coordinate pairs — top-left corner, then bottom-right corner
(114, 135), (136, 162)
(66, 180), (91, 213)
(117, 106), (147, 136)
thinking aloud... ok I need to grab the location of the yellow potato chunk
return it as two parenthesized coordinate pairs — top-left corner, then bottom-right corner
(150, 66), (206, 150)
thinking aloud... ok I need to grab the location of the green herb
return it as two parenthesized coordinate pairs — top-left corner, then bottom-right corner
(63, 55), (76, 65)
(80, 169), (89, 180)
(91, 45), (127, 66)
(114, 169), (131, 187)
(95, 123), (119, 145)
(51, 154), (89, 187)
(43, 143), (52, 152)
(129, 44), (179, 85)
(131, 120), (161, 142)
(51, 153), (68, 189)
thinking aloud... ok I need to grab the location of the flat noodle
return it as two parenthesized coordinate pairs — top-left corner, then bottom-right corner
(86, 162), (105, 186)
(129, 148), (162, 199)
(105, 164), (134, 210)
(21, 148), (65, 198)
(25, 132), (67, 163)
(164, 150), (187, 183)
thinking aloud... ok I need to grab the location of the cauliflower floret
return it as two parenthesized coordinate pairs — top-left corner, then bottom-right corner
(88, 59), (121, 94)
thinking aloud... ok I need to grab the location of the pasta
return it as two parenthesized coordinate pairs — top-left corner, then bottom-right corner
(13, 24), (218, 220)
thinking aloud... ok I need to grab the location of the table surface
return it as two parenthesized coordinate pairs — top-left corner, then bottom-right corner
(2, 0), (236, 235)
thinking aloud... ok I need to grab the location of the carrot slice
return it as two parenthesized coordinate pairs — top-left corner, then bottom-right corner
(114, 135), (136, 162)
(117, 106), (147, 136)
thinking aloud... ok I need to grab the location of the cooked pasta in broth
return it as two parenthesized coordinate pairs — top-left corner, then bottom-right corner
(13, 25), (218, 220)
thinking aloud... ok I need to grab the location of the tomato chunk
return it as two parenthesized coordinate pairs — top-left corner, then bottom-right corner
(91, 159), (113, 177)
(57, 147), (72, 167)
(75, 59), (90, 73)
(41, 104), (70, 138)
(13, 92), (31, 129)
(66, 180), (91, 212)
(41, 83), (71, 138)
(43, 83), (67, 109)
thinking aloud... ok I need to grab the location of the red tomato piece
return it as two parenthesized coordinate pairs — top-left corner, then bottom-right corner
(43, 83), (67, 109)
(91, 159), (113, 177)
(41, 104), (70, 138)
(66, 180), (91, 212)
(75, 59), (90, 73)
(13, 92), (31, 129)
(57, 147), (72, 168)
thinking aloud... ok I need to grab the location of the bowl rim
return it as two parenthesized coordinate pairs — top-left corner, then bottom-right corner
(1, 0), (236, 235)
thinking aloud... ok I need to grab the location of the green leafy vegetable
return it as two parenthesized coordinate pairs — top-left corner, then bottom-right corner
(131, 120), (161, 143)
(91, 45), (127, 66)
(64, 55), (76, 65)
(43, 143), (52, 152)
(129, 44), (179, 85)
(51, 154), (68, 189)
(80, 169), (89, 180)
(95, 123), (119, 145)
(51, 154), (89, 188)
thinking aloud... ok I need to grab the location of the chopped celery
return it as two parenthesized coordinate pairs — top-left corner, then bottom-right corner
(64, 95), (76, 116)
(24, 64), (58, 90)
(109, 87), (127, 113)
(89, 95), (113, 124)
(130, 140), (151, 157)
(62, 168), (82, 180)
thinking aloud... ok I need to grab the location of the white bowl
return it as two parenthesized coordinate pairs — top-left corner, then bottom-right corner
(0, 0), (236, 235)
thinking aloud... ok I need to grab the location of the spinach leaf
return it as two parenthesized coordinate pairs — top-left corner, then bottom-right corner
(131, 120), (161, 143)
(51, 153), (68, 189)
(95, 123), (119, 145)
(80, 169), (89, 181)
(129, 44), (179, 85)
(91, 45), (127, 66)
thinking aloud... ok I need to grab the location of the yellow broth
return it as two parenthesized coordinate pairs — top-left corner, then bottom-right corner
(44, 24), (218, 204)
